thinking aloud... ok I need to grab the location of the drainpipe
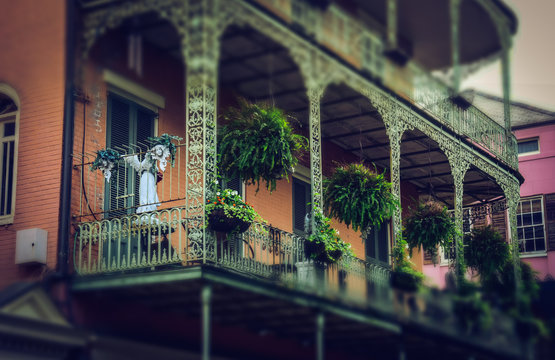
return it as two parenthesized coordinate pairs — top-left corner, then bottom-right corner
(56, 0), (76, 276)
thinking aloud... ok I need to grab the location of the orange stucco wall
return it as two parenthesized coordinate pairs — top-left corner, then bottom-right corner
(0, 1), (66, 288)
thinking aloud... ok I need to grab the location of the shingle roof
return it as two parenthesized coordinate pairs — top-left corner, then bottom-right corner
(460, 90), (555, 129)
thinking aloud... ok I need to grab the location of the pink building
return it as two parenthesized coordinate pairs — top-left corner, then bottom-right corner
(424, 91), (555, 284)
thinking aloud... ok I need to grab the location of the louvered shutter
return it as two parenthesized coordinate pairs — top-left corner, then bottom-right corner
(293, 178), (310, 234)
(492, 210), (507, 242)
(545, 194), (555, 251)
(108, 96), (130, 217)
(225, 175), (242, 196)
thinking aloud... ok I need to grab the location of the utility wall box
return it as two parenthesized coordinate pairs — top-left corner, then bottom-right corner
(15, 228), (47, 265)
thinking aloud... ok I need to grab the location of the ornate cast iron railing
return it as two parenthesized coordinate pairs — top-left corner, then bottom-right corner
(259, 0), (518, 169)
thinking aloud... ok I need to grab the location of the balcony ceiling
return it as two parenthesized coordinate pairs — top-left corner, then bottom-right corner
(349, 0), (518, 70)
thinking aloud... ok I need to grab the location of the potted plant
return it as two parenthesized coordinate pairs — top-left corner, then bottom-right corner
(323, 163), (398, 232)
(464, 225), (509, 281)
(404, 201), (456, 265)
(304, 209), (355, 264)
(219, 98), (308, 192)
(390, 235), (423, 292)
(205, 180), (262, 234)
(91, 148), (121, 182)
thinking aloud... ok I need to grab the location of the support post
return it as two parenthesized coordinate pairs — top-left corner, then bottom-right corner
(316, 312), (325, 360)
(500, 35), (512, 145)
(308, 86), (324, 216)
(388, 127), (403, 244)
(201, 285), (212, 360)
(501, 179), (521, 298)
(386, 0), (398, 50)
(449, 151), (470, 281)
(184, 0), (220, 262)
(449, 0), (461, 94)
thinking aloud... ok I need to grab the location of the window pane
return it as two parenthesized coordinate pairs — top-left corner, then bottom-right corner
(517, 228), (524, 240)
(4, 122), (15, 137)
(534, 225), (544, 237)
(532, 199), (542, 212)
(0, 142), (7, 215)
(536, 239), (546, 251)
(517, 215), (522, 227)
(521, 201), (531, 213)
(522, 214), (532, 226)
(518, 139), (539, 154)
(524, 227), (533, 239)
(532, 212), (542, 225)
(6, 141), (14, 215)
(525, 240), (535, 252)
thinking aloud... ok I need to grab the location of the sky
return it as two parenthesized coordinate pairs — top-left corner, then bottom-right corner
(462, 0), (555, 111)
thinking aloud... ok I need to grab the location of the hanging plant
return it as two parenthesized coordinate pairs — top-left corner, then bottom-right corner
(205, 179), (263, 234)
(304, 209), (354, 264)
(90, 149), (120, 182)
(404, 201), (456, 265)
(464, 225), (509, 281)
(219, 99), (308, 192)
(323, 163), (398, 232)
(390, 235), (424, 292)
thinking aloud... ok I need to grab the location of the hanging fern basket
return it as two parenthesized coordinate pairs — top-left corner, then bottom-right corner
(207, 208), (252, 234)
(323, 163), (398, 232)
(404, 201), (456, 265)
(219, 99), (308, 192)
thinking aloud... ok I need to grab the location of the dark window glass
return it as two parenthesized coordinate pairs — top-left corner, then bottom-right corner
(293, 178), (310, 235)
(4, 122), (15, 137)
(518, 139), (539, 154)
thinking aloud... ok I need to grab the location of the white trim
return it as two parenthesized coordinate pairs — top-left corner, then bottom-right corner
(0, 85), (19, 225)
(520, 252), (547, 259)
(292, 164), (310, 183)
(103, 69), (165, 111)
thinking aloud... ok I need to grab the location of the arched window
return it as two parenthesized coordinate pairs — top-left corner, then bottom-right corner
(0, 87), (19, 224)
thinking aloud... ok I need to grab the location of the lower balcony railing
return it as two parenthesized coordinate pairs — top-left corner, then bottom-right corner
(73, 208), (390, 300)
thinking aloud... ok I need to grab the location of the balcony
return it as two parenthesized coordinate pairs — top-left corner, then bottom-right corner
(72, 146), (523, 359)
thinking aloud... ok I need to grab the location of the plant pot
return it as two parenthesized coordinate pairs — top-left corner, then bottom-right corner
(390, 271), (420, 292)
(304, 240), (328, 262)
(207, 208), (251, 233)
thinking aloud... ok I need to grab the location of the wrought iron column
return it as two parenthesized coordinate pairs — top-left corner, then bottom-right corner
(500, 33), (512, 144)
(184, 0), (220, 263)
(450, 152), (470, 280)
(201, 285), (212, 360)
(501, 178), (521, 295)
(387, 126), (404, 243)
(308, 86), (324, 214)
(449, 0), (462, 93)
(386, 0), (398, 51)
(316, 312), (325, 360)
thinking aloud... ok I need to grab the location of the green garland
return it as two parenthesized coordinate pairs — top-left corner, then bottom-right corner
(323, 163), (398, 232)
(90, 149), (120, 171)
(219, 99), (308, 192)
(148, 133), (182, 164)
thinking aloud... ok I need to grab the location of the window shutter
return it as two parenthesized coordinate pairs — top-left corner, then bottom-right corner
(108, 96), (130, 217)
(225, 176), (242, 196)
(293, 178), (310, 234)
(492, 210), (507, 242)
(545, 193), (555, 251)
(423, 248), (433, 265)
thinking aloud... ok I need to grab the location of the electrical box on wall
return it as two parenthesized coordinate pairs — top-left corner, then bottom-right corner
(15, 228), (47, 265)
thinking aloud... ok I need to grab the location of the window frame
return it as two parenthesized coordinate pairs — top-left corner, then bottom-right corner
(0, 86), (20, 225)
(365, 220), (391, 267)
(517, 138), (540, 157)
(517, 196), (547, 255)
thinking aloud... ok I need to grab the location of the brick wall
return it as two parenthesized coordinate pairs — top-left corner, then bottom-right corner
(0, 0), (66, 288)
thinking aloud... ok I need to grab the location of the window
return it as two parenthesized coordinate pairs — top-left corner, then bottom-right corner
(0, 90), (18, 224)
(517, 197), (546, 254)
(365, 221), (390, 266)
(293, 177), (311, 235)
(440, 208), (471, 265)
(518, 138), (539, 156)
(106, 93), (155, 216)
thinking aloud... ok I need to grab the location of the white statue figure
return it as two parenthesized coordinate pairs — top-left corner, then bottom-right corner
(123, 145), (169, 215)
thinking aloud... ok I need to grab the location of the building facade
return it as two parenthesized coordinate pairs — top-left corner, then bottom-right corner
(0, 0), (529, 359)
